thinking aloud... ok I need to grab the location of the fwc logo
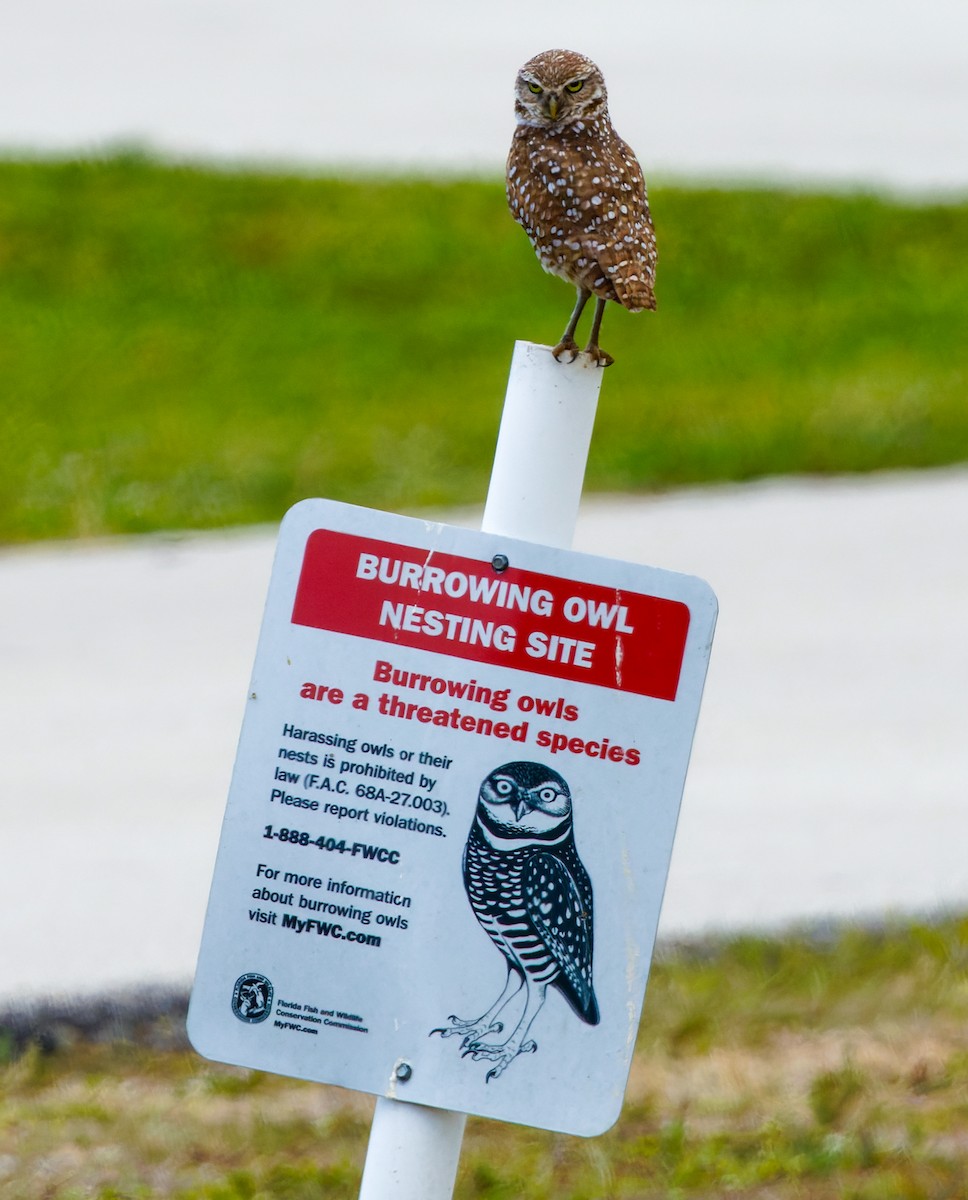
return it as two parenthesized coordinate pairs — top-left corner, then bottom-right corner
(231, 973), (274, 1023)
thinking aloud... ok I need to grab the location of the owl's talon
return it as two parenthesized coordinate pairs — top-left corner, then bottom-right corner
(463, 1040), (498, 1057)
(431, 1018), (472, 1039)
(551, 338), (580, 363)
(432, 1014), (504, 1045)
(468, 1043), (522, 1081)
(584, 344), (614, 368)
(461, 1042), (495, 1060)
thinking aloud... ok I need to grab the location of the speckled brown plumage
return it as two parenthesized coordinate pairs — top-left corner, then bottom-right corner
(506, 48), (657, 367)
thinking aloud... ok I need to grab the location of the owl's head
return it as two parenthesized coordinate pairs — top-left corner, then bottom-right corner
(478, 761), (573, 838)
(513, 49), (607, 128)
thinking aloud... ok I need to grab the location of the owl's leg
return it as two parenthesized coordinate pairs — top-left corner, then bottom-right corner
(431, 966), (525, 1047)
(583, 297), (614, 367)
(552, 287), (591, 363)
(463, 979), (548, 1082)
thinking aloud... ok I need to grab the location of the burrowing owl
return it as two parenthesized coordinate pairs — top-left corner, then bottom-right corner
(433, 761), (598, 1082)
(507, 48), (657, 367)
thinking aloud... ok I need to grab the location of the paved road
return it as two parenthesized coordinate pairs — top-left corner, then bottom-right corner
(2, 0), (966, 192)
(2, 467), (966, 1001)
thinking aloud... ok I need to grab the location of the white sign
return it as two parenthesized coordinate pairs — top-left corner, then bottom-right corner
(188, 499), (717, 1137)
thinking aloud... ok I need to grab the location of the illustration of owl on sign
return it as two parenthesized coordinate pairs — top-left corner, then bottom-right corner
(432, 761), (598, 1082)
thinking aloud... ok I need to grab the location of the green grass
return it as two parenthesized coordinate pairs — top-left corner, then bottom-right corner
(1, 154), (966, 543)
(4, 917), (968, 1198)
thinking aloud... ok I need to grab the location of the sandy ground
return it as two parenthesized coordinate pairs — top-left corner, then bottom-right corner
(2, 0), (966, 193)
(2, 467), (967, 1002)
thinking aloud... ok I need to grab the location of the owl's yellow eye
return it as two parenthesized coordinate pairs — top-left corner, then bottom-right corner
(527, 81), (543, 95)
(494, 779), (514, 795)
(565, 80), (584, 93)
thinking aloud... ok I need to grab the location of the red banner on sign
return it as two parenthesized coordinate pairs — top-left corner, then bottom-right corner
(291, 529), (690, 701)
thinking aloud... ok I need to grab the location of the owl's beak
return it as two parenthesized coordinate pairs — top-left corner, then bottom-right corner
(546, 95), (560, 120)
(514, 798), (533, 821)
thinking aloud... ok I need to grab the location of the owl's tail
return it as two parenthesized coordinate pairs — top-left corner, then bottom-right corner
(588, 258), (656, 314)
(555, 974), (601, 1026)
(616, 277), (657, 314)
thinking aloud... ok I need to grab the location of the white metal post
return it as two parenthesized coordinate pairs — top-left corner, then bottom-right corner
(357, 340), (605, 1199)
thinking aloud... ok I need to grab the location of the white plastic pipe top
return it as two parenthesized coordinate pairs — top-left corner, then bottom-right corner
(482, 342), (605, 550)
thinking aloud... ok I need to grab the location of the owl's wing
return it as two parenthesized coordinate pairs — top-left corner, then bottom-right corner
(524, 851), (599, 1025)
(582, 135), (657, 314)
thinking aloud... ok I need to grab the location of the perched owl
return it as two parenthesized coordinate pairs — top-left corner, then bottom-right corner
(506, 48), (657, 368)
(433, 761), (598, 1082)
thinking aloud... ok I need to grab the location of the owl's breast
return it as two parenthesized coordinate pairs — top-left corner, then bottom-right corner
(506, 128), (578, 243)
(463, 824), (532, 921)
(506, 122), (657, 308)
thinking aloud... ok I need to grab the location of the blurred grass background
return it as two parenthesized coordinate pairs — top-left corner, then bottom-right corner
(5, 917), (968, 1198)
(1, 153), (966, 543)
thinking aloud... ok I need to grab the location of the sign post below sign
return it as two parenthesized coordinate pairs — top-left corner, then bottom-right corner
(187, 341), (717, 1198)
(359, 341), (605, 1198)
